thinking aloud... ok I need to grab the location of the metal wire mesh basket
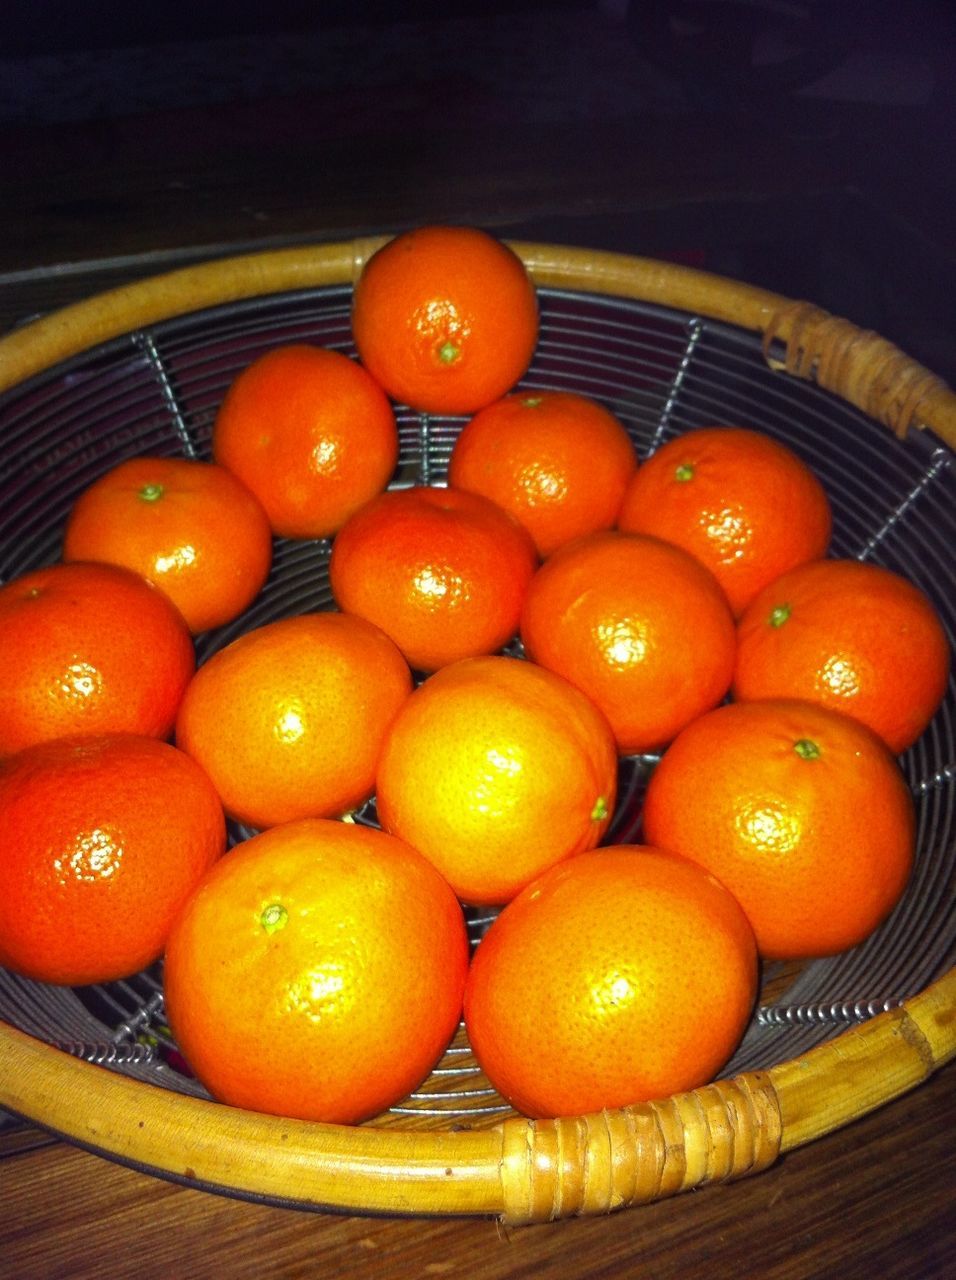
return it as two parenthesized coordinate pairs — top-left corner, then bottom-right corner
(0, 239), (953, 1223)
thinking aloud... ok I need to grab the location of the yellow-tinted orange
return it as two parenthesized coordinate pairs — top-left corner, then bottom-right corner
(464, 846), (758, 1118)
(163, 818), (469, 1124)
(375, 654), (618, 905)
(175, 612), (412, 830)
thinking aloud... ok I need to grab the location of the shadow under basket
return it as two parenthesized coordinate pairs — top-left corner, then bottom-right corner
(0, 239), (954, 1224)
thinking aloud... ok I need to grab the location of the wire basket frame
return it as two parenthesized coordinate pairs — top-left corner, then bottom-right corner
(0, 240), (953, 1221)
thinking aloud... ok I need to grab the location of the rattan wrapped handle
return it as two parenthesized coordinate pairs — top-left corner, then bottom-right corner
(499, 1074), (781, 1223)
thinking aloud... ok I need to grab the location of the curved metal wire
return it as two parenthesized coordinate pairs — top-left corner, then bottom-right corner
(0, 282), (953, 1115)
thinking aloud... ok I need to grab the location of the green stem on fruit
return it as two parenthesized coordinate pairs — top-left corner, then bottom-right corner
(675, 463), (694, 482)
(138, 483), (165, 502)
(591, 796), (609, 821)
(770, 603), (792, 628)
(437, 341), (461, 365)
(794, 739), (821, 760)
(261, 903), (289, 934)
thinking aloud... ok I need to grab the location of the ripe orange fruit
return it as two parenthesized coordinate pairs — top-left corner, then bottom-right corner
(163, 818), (469, 1124)
(0, 561), (195, 759)
(375, 654), (618, 906)
(329, 485), (538, 673)
(175, 612), (412, 831)
(351, 225), (539, 415)
(62, 455), (273, 633)
(212, 343), (398, 539)
(0, 733), (225, 985)
(520, 530), (736, 755)
(642, 700), (915, 960)
(464, 846), (758, 1119)
(617, 426), (832, 615)
(447, 390), (638, 557)
(733, 558), (951, 755)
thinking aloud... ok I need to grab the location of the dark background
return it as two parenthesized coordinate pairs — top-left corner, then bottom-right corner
(2, 1), (954, 382)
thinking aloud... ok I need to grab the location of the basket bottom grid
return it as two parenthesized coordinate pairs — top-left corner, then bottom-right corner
(0, 277), (953, 1138)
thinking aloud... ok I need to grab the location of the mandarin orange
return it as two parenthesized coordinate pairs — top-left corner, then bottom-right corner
(63, 455), (273, 633)
(329, 485), (538, 672)
(617, 426), (832, 615)
(520, 530), (736, 755)
(0, 733), (225, 985)
(163, 818), (469, 1125)
(448, 390), (638, 557)
(351, 225), (539, 415)
(374, 654), (617, 905)
(212, 343), (398, 539)
(0, 561), (195, 759)
(733, 558), (951, 755)
(642, 699), (915, 960)
(175, 612), (412, 830)
(464, 846), (758, 1119)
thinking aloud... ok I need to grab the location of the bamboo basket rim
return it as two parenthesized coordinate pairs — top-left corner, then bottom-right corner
(0, 237), (954, 1225)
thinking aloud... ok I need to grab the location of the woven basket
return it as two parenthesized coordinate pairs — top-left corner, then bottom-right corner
(0, 239), (953, 1225)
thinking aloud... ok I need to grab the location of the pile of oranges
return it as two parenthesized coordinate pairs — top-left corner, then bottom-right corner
(0, 226), (950, 1127)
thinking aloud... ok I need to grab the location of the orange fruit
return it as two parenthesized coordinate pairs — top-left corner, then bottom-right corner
(0, 733), (225, 985)
(175, 612), (412, 831)
(464, 846), (758, 1118)
(617, 426), (832, 615)
(520, 530), (736, 755)
(329, 485), (538, 673)
(447, 390), (638, 557)
(62, 455), (273, 633)
(163, 818), (469, 1124)
(733, 558), (951, 755)
(374, 654), (618, 905)
(642, 700), (915, 960)
(212, 343), (398, 539)
(0, 561), (195, 759)
(351, 225), (539, 415)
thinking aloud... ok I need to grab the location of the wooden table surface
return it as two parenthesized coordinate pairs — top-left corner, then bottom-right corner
(1, 11), (954, 1275)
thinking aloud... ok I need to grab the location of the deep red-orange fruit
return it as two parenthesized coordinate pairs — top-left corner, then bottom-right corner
(63, 455), (273, 633)
(520, 530), (736, 755)
(329, 485), (538, 672)
(447, 390), (638, 557)
(212, 343), (398, 539)
(0, 561), (195, 759)
(351, 225), (539, 415)
(733, 557), (951, 755)
(0, 733), (225, 985)
(642, 700), (915, 960)
(617, 426), (832, 615)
